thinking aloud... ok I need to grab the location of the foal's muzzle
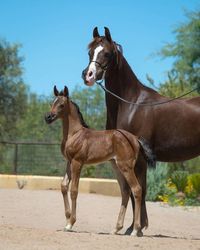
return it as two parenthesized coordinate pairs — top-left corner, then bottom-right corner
(45, 112), (57, 124)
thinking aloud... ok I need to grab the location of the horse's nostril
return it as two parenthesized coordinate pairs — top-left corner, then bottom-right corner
(89, 71), (93, 77)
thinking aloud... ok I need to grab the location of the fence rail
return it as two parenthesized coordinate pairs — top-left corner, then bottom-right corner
(0, 141), (114, 178)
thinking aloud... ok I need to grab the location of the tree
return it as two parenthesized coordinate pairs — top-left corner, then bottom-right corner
(159, 9), (200, 96)
(16, 93), (62, 142)
(0, 39), (28, 139)
(71, 85), (106, 129)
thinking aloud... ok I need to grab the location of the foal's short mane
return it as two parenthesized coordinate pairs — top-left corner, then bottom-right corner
(57, 90), (89, 128)
(71, 101), (89, 128)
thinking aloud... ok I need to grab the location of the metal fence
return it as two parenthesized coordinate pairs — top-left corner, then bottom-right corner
(0, 141), (114, 178)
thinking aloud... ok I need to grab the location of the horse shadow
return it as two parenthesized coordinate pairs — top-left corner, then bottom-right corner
(57, 229), (200, 241)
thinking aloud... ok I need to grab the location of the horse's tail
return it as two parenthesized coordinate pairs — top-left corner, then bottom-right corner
(138, 137), (156, 168)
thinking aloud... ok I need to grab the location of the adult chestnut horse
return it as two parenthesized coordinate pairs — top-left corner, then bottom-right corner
(82, 27), (200, 235)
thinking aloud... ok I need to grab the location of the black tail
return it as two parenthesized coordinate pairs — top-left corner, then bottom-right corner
(138, 137), (156, 168)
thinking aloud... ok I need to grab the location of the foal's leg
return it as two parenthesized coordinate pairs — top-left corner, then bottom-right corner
(117, 160), (142, 237)
(61, 162), (72, 231)
(125, 155), (148, 235)
(65, 159), (82, 231)
(111, 160), (131, 234)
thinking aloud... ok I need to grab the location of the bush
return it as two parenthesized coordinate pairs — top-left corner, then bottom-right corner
(170, 171), (188, 192)
(189, 173), (200, 195)
(146, 163), (169, 201)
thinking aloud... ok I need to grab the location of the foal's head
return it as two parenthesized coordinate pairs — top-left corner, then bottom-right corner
(82, 27), (122, 86)
(45, 86), (69, 124)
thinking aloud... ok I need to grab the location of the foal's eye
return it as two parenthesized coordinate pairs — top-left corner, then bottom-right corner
(60, 104), (64, 108)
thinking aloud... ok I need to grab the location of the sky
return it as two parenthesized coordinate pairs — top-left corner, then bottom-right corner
(0, 0), (199, 96)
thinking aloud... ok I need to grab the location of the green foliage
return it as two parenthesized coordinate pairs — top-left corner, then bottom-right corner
(170, 171), (188, 192)
(159, 9), (200, 91)
(71, 85), (106, 129)
(81, 163), (114, 179)
(189, 173), (200, 194)
(0, 39), (28, 139)
(16, 93), (61, 142)
(146, 163), (169, 201)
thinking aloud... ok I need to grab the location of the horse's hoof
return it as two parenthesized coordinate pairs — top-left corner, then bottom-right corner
(124, 226), (133, 235)
(131, 229), (143, 237)
(64, 224), (73, 232)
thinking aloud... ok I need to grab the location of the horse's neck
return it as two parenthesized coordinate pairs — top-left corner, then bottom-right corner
(106, 56), (141, 96)
(62, 105), (82, 142)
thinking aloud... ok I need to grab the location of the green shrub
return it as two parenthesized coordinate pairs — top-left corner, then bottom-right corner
(146, 163), (169, 201)
(170, 171), (188, 192)
(189, 173), (200, 194)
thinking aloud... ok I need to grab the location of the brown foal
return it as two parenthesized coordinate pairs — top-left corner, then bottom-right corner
(45, 86), (154, 236)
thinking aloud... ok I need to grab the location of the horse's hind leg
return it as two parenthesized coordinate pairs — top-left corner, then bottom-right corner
(61, 161), (72, 231)
(111, 160), (131, 234)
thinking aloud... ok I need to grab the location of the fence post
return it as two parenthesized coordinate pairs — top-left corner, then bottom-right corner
(13, 143), (18, 174)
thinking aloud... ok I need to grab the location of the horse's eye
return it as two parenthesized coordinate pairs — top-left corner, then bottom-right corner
(104, 52), (110, 58)
(60, 104), (64, 108)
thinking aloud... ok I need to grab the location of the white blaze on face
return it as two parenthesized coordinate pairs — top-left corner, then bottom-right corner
(52, 97), (58, 106)
(86, 45), (103, 85)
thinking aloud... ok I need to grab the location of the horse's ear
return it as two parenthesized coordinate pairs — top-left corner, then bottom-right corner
(54, 85), (59, 96)
(63, 86), (69, 97)
(93, 27), (100, 38)
(104, 27), (112, 42)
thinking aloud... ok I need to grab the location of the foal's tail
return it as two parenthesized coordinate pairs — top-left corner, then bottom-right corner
(138, 137), (156, 168)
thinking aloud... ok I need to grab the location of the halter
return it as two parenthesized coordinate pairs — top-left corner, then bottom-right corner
(96, 81), (200, 106)
(90, 60), (109, 71)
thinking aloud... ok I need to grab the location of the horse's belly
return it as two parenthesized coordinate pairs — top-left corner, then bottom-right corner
(155, 144), (200, 162)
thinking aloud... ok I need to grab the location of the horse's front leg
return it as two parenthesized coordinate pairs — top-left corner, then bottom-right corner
(65, 159), (82, 231)
(111, 160), (131, 234)
(61, 162), (72, 231)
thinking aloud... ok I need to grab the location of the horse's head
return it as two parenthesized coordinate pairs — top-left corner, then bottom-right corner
(82, 27), (122, 86)
(45, 86), (69, 124)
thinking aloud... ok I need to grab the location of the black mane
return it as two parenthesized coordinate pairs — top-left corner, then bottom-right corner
(71, 101), (89, 128)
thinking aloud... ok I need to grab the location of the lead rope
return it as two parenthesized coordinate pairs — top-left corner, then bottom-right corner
(96, 81), (199, 106)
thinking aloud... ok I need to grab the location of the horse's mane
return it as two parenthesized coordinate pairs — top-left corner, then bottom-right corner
(71, 101), (89, 128)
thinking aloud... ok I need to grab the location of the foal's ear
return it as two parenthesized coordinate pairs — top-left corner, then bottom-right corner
(93, 27), (100, 38)
(63, 86), (69, 97)
(54, 85), (59, 96)
(104, 27), (112, 42)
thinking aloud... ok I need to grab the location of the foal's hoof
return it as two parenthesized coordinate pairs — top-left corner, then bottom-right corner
(64, 224), (73, 232)
(110, 230), (117, 235)
(131, 229), (143, 237)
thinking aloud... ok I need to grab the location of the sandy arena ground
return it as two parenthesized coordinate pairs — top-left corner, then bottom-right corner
(0, 188), (199, 250)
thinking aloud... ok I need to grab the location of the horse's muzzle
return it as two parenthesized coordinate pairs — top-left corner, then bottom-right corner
(45, 112), (57, 124)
